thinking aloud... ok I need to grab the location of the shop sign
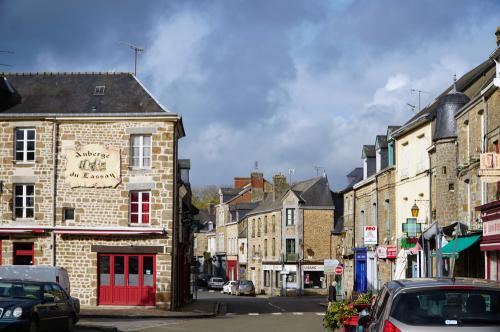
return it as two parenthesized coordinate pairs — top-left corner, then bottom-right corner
(484, 219), (500, 237)
(262, 265), (281, 271)
(364, 226), (377, 245)
(324, 259), (339, 273)
(386, 245), (397, 259)
(401, 237), (417, 249)
(376, 246), (387, 259)
(303, 265), (324, 271)
(65, 144), (121, 188)
(479, 153), (500, 183)
(335, 266), (343, 275)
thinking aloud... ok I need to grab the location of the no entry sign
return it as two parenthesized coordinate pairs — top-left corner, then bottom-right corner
(335, 265), (343, 275)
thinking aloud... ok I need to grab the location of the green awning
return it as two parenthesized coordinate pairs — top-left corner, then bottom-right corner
(432, 234), (481, 257)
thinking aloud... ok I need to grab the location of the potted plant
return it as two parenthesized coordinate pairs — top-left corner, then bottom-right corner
(352, 292), (373, 311)
(323, 301), (358, 332)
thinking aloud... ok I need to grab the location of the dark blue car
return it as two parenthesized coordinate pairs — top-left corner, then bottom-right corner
(0, 279), (79, 332)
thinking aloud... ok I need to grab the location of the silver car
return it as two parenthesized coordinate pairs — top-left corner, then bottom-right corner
(362, 278), (500, 331)
(207, 277), (225, 290)
(231, 280), (255, 296)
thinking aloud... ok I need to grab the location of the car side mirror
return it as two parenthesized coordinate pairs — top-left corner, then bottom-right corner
(43, 294), (55, 303)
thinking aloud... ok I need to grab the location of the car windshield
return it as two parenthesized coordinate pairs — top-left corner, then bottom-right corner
(240, 281), (251, 285)
(0, 282), (42, 300)
(390, 289), (500, 326)
(212, 278), (223, 282)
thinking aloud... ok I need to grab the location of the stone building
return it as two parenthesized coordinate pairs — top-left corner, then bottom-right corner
(247, 175), (334, 296)
(0, 72), (189, 309)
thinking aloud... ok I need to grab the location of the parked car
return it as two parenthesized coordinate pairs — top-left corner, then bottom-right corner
(0, 279), (80, 332)
(222, 281), (237, 294)
(207, 277), (225, 290)
(231, 280), (255, 296)
(0, 265), (71, 295)
(360, 278), (500, 331)
(196, 273), (212, 287)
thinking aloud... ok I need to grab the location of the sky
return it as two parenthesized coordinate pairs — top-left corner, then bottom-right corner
(1, 0), (499, 189)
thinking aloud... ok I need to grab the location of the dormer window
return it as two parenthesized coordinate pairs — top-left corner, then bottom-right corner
(94, 86), (105, 96)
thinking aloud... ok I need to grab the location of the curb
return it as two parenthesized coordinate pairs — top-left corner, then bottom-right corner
(77, 324), (118, 332)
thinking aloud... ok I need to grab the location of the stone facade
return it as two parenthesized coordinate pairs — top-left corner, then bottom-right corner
(353, 179), (377, 248)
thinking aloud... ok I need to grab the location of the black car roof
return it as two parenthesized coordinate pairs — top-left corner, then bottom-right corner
(0, 279), (53, 285)
(385, 278), (500, 293)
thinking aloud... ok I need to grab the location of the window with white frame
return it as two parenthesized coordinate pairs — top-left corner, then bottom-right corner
(131, 135), (152, 169)
(15, 128), (35, 162)
(286, 208), (295, 226)
(130, 191), (150, 225)
(14, 184), (34, 219)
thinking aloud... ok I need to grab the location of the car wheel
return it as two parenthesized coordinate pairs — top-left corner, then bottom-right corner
(65, 315), (76, 332)
(29, 317), (39, 332)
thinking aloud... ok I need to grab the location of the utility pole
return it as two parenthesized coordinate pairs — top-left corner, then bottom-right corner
(120, 42), (144, 76)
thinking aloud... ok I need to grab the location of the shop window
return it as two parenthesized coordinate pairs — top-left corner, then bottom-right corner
(275, 271), (280, 288)
(143, 256), (154, 286)
(286, 272), (296, 283)
(63, 208), (75, 222)
(14, 128), (35, 162)
(99, 256), (110, 286)
(286, 208), (295, 226)
(130, 191), (150, 225)
(304, 271), (326, 289)
(13, 242), (34, 265)
(264, 270), (270, 287)
(130, 135), (152, 169)
(13, 184), (34, 220)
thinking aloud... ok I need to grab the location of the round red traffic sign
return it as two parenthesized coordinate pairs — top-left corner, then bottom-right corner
(335, 265), (343, 275)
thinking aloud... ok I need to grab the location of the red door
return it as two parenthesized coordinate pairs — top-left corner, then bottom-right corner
(98, 254), (156, 306)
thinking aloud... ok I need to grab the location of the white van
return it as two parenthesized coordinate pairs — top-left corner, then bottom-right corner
(0, 265), (71, 294)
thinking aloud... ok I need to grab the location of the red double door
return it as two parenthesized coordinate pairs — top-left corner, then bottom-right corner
(98, 254), (156, 306)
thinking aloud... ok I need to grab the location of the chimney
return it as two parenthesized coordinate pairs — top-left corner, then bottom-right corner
(250, 171), (264, 202)
(272, 173), (288, 202)
(497, 26), (500, 47)
(234, 177), (250, 189)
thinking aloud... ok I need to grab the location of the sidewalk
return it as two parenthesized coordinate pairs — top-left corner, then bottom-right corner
(79, 300), (220, 319)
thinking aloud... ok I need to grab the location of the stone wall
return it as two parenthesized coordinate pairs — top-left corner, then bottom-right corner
(354, 180), (377, 248)
(303, 209), (334, 261)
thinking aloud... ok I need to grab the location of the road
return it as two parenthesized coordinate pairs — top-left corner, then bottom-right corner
(78, 289), (328, 332)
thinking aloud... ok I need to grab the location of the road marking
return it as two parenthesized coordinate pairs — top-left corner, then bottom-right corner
(225, 313), (236, 316)
(209, 290), (215, 293)
(316, 312), (326, 316)
(271, 312), (282, 315)
(268, 301), (286, 312)
(248, 313), (259, 316)
(293, 312), (304, 315)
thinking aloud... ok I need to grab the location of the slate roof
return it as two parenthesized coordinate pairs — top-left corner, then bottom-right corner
(387, 126), (401, 138)
(393, 59), (495, 139)
(247, 176), (333, 216)
(0, 72), (177, 117)
(362, 145), (376, 158)
(375, 135), (388, 149)
(0, 76), (21, 111)
(344, 168), (363, 191)
(433, 91), (470, 141)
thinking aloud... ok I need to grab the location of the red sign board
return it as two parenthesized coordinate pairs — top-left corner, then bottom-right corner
(386, 245), (397, 259)
(335, 266), (343, 275)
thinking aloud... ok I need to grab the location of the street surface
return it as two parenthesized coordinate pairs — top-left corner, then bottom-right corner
(77, 289), (328, 332)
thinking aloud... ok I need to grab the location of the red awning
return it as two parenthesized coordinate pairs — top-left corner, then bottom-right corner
(0, 228), (45, 234)
(54, 228), (165, 235)
(480, 243), (500, 251)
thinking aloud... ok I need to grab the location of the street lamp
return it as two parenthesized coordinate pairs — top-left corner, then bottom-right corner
(411, 203), (419, 218)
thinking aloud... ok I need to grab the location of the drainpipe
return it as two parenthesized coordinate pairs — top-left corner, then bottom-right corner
(482, 96), (488, 204)
(427, 150), (433, 277)
(51, 119), (58, 266)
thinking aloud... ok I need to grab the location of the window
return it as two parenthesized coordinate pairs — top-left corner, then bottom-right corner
(286, 272), (296, 283)
(257, 218), (261, 236)
(264, 216), (268, 234)
(15, 128), (35, 162)
(131, 135), (152, 169)
(442, 166), (447, 175)
(286, 208), (295, 226)
(275, 271), (280, 288)
(63, 208), (75, 222)
(449, 183), (455, 192)
(94, 86), (105, 95)
(252, 245), (255, 257)
(14, 184), (34, 219)
(264, 239), (268, 257)
(252, 219), (255, 238)
(272, 215), (276, 233)
(286, 239), (295, 254)
(13, 243), (34, 265)
(264, 270), (270, 287)
(304, 271), (326, 289)
(272, 238), (276, 256)
(130, 191), (150, 225)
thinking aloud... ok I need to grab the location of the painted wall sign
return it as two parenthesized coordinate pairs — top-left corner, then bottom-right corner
(303, 265), (324, 271)
(484, 219), (500, 237)
(364, 226), (378, 245)
(376, 246), (387, 259)
(479, 152), (500, 182)
(65, 144), (121, 188)
(324, 259), (339, 273)
(386, 245), (397, 259)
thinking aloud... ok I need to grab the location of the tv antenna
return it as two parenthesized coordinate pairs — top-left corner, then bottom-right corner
(411, 88), (430, 111)
(288, 168), (295, 184)
(406, 103), (416, 112)
(119, 42), (144, 76)
(313, 165), (325, 177)
(0, 50), (14, 67)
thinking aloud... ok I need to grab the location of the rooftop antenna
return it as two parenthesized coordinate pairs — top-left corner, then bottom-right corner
(451, 73), (457, 93)
(119, 42), (144, 76)
(406, 103), (416, 112)
(0, 50), (14, 67)
(314, 165), (324, 177)
(411, 88), (430, 111)
(254, 161), (259, 170)
(288, 168), (295, 184)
